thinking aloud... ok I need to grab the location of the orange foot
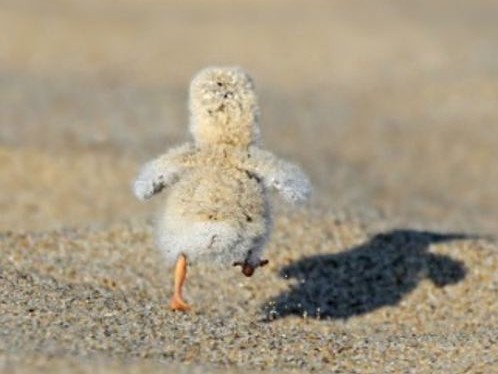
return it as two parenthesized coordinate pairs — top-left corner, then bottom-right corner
(233, 259), (269, 277)
(169, 295), (191, 312)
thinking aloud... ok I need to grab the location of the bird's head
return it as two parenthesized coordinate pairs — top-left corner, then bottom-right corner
(189, 66), (261, 148)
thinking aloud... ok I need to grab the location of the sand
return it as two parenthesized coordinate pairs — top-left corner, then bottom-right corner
(1, 0), (498, 372)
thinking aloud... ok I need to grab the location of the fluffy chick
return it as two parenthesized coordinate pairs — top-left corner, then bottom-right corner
(134, 66), (311, 311)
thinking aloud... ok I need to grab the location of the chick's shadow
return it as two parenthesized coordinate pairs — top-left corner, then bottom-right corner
(265, 230), (469, 320)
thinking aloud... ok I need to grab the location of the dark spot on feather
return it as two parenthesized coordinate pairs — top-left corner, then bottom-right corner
(208, 235), (218, 248)
(244, 170), (262, 183)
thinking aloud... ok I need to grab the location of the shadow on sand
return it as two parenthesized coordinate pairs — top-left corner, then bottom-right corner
(264, 230), (470, 320)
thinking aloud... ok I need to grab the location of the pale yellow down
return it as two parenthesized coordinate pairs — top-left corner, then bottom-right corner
(134, 66), (311, 266)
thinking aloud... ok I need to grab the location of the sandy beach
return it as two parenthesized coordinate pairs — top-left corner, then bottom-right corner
(1, 0), (497, 372)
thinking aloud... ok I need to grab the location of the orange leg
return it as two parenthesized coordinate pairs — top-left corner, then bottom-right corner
(169, 253), (191, 312)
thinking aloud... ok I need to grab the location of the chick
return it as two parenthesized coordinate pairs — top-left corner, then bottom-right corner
(133, 66), (311, 311)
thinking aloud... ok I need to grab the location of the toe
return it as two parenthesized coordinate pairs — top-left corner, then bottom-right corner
(170, 296), (191, 312)
(242, 264), (255, 277)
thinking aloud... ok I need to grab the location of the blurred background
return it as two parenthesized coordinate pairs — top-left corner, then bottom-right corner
(1, 0), (497, 234)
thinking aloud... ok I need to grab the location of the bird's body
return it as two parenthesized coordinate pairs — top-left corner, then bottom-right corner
(157, 146), (271, 266)
(133, 66), (311, 310)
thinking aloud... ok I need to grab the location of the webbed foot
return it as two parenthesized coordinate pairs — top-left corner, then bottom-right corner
(233, 259), (269, 277)
(169, 295), (191, 312)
